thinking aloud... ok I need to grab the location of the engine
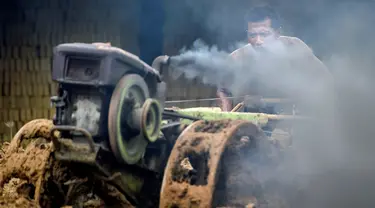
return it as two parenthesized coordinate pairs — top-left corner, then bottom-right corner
(50, 43), (168, 170)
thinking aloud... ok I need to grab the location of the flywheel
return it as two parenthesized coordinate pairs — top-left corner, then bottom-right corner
(160, 119), (279, 208)
(108, 73), (161, 165)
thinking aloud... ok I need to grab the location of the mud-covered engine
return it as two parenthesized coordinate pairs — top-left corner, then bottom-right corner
(50, 43), (168, 170)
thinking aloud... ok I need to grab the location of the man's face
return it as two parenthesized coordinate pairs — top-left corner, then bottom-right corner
(247, 18), (277, 47)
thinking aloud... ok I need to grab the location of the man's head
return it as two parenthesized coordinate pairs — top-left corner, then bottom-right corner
(245, 6), (281, 47)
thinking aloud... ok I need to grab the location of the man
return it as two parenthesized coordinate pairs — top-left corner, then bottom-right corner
(217, 6), (332, 113)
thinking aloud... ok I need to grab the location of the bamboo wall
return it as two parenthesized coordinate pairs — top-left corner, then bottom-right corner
(162, 0), (221, 108)
(0, 0), (140, 142)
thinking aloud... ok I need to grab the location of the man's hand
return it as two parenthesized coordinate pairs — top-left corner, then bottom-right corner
(217, 90), (232, 111)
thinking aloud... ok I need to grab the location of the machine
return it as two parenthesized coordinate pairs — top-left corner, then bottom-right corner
(0, 43), (299, 208)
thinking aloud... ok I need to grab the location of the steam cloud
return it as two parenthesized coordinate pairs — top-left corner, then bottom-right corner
(169, 37), (332, 114)
(166, 1), (375, 207)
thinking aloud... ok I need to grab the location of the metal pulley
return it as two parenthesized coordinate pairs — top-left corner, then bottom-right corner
(128, 98), (162, 143)
(108, 74), (162, 165)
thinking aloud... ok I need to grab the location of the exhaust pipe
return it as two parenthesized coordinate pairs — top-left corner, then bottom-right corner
(152, 55), (196, 73)
(151, 55), (171, 109)
(152, 55), (170, 73)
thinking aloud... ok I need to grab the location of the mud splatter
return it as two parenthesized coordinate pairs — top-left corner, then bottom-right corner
(1, 118), (293, 208)
(0, 138), (53, 208)
(194, 120), (232, 133)
(0, 119), (133, 208)
(161, 119), (290, 208)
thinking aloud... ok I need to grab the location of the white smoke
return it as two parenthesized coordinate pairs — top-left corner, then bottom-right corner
(166, 0), (375, 207)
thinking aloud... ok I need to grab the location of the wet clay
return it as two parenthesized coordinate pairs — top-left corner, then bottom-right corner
(160, 120), (254, 208)
(161, 119), (289, 208)
(0, 119), (133, 208)
(0, 138), (53, 208)
(0, 119), (59, 206)
(1, 118), (293, 208)
(194, 120), (232, 133)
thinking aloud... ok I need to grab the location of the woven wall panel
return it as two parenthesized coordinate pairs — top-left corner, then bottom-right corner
(0, 0), (139, 142)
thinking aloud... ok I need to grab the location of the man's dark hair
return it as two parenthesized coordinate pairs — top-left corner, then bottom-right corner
(245, 6), (281, 30)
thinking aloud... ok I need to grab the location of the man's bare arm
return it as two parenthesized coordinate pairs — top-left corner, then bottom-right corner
(280, 36), (335, 119)
(216, 45), (249, 111)
(217, 88), (232, 111)
(281, 36), (333, 80)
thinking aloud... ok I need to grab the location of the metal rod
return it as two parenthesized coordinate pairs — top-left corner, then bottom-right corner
(165, 96), (295, 104)
(161, 121), (181, 130)
(162, 111), (201, 121)
(50, 126), (96, 153)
